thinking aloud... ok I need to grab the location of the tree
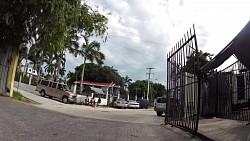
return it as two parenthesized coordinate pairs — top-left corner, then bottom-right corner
(77, 37), (105, 95)
(184, 50), (213, 81)
(0, 0), (108, 96)
(152, 83), (167, 98)
(17, 46), (28, 68)
(66, 63), (129, 95)
(122, 75), (132, 99)
(128, 80), (166, 100)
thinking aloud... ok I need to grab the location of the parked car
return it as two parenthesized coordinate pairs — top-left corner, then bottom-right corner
(36, 79), (77, 103)
(154, 96), (167, 116)
(139, 99), (149, 109)
(113, 98), (128, 109)
(127, 100), (139, 109)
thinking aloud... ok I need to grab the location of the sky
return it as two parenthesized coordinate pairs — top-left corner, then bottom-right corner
(65, 0), (250, 85)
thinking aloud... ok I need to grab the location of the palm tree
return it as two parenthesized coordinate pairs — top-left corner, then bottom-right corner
(43, 51), (55, 76)
(123, 75), (132, 100)
(53, 50), (66, 81)
(77, 36), (105, 94)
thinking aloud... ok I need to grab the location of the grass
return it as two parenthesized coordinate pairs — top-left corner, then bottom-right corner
(12, 91), (40, 104)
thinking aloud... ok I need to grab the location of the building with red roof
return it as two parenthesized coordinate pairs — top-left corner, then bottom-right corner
(72, 80), (120, 105)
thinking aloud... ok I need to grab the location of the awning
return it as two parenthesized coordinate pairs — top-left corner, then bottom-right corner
(90, 87), (105, 94)
(201, 20), (250, 71)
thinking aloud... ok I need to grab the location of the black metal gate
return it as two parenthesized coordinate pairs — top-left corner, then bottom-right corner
(210, 61), (250, 122)
(166, 26), (201, 133)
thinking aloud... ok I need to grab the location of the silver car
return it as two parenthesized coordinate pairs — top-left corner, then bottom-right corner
(127, 100), (139, 109)
(113, 99), (128, 109)
(154, 97), (167, 116)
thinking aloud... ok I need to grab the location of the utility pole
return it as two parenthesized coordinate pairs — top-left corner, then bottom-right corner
(146, 68), (154, 100)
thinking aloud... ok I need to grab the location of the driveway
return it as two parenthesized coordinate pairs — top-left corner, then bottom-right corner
(15, 89), (165, 125)
(0, 96), (201, 141)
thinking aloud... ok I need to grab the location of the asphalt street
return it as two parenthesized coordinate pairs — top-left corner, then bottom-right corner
(0, 96), (202, 141)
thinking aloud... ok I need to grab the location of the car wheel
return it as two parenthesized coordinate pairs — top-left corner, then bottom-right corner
(62, 96), (68, 104)
(145, 107), (148, 109)
(40, 90), (45, 97)
(157, 112), (163, 116)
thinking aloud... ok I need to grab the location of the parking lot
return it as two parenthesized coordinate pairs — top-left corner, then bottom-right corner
(16, 88), (166, 125)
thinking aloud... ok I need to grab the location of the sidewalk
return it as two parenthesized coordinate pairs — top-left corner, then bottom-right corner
(198, 118), (250, 141)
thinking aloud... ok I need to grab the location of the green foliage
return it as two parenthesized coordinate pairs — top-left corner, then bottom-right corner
(68, 63), (123, 85)
(12, 91), (23, 101)
(1, 0), (108, 82)
(66, 63), (128, 95)
(45, 74), (53, 80)
(128, 80), (147, 99)
(12, 91), (39, 104)
(14, 71), (21, 81)
(151, 83), (167, 98)
(183, 50), (213, 81)
(128, 80), (166, 99)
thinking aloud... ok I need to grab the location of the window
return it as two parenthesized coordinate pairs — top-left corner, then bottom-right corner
(157, 97), (167, 103)
(52, 83), (57, 88)
(41, 80), (49, 86)
(57, 84), (64, 90)
(48, 82), (52, 87)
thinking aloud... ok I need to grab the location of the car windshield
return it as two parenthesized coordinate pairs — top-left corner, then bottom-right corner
(157, 97), (167, 103)
(117, 99), (125, 101)
(128, 100), (136, 102)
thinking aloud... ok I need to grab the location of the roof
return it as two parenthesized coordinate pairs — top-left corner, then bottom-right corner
(74, 80), (120, 88)
(201, 20), (250, 71)
(90, 87), (105, 94)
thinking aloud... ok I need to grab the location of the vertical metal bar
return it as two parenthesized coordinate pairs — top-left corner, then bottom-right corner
(165, 54), (168, 124)
(193, 25), (200, 133)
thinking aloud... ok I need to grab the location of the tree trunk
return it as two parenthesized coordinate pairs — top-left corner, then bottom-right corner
(37, 61), (42, 83)
(0, 43), (21, 96)
(0, 45), (13, 95)
(55, 50), (63, 82)
(79, 57), (86, 95)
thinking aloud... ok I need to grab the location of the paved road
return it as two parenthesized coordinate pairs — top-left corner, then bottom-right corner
(0, 96), (202, 141)
(14, 89), (165, 125)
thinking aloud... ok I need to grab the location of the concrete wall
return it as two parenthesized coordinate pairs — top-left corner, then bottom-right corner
(14, 81), (39, 95)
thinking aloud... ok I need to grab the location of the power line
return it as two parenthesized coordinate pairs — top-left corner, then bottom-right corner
(108, 41), (166, 63)
(109, 34), (168, 46)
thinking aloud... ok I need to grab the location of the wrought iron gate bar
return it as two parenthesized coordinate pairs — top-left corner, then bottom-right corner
(166, 26), (201, 134)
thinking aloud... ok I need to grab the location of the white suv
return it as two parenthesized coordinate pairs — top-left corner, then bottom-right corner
(154, 97), (167, 116)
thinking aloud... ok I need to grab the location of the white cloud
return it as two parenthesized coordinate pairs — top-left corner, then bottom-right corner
(65, 0), (250, 84)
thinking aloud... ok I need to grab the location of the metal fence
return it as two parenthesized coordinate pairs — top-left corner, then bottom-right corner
(209, 61), (250, 122)
(166, 26), (201, 133)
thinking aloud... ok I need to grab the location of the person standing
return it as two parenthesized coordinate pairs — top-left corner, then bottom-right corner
(85, 95), (89, 105)
(98, 97), (101, 106)
(91, 97), (95, 108)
